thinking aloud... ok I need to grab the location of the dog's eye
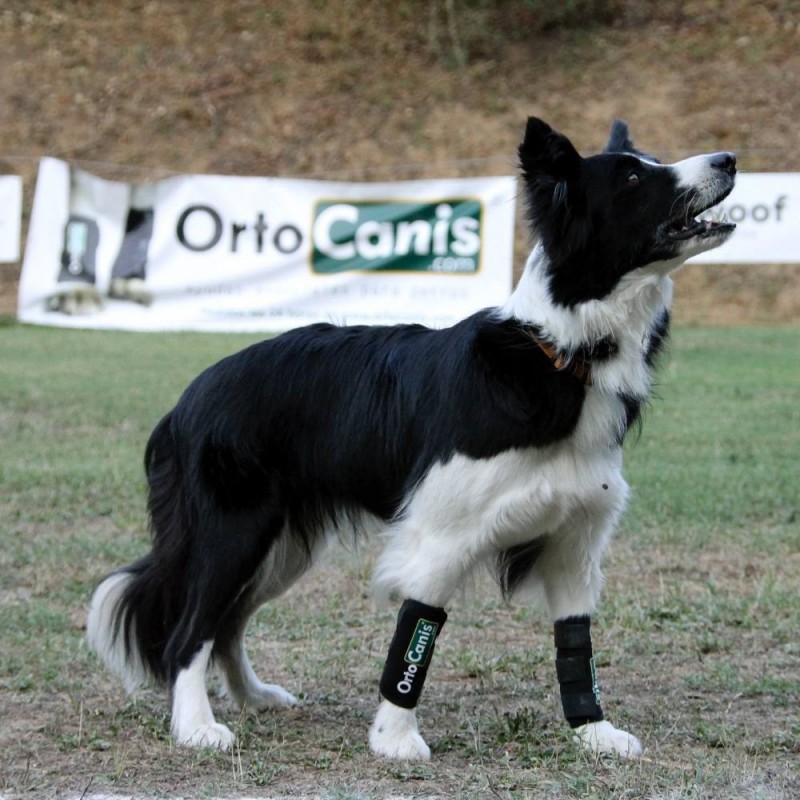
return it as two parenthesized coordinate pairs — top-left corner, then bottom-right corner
(626, 171), (640, 186)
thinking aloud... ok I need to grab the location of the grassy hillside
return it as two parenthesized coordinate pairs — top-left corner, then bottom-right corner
(1, 1), (800, 321)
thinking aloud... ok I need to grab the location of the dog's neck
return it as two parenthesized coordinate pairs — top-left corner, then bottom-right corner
(500, 244), (674, 355)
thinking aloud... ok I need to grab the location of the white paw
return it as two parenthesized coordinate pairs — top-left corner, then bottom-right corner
(109, 277), (153, 306)
(574, 720), (643, 758)
(46, 286), (104, 315)
(242, 682), (298, 711)
(175, 722), (236, 751)
(369, 700), (431, 761)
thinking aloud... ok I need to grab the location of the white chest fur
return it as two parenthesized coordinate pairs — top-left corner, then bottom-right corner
(373, 428), (629, 609)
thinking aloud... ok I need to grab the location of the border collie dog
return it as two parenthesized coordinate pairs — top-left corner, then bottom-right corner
(88, 118), (736, 760)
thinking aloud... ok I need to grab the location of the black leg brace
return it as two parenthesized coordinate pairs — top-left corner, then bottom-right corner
(379, 599), (448, 709)
(554, 615), (604, 728)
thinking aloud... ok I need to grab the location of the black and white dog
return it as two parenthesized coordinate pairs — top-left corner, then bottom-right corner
(88, 118), (736, 760)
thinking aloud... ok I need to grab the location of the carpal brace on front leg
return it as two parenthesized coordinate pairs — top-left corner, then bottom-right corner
(379, 599), (448, 709)
(554, 615), (604, 727)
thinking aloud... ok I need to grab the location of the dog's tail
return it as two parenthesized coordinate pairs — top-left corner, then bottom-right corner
(87, 412), (190, 690)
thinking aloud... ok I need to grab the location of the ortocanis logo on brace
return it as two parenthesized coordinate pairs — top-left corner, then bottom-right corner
(405, 620), (438, 666)
(396, 620), (439, 696)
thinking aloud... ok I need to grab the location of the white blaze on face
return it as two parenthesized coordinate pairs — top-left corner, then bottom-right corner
(671, 153), (717, 189)
(668, 153), (734, 209)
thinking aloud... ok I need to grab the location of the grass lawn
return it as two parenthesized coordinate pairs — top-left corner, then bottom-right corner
(0, 320), (798, 799)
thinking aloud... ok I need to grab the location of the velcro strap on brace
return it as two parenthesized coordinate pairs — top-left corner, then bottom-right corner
(554, 615), (604, 728)
(554, 617), (593, 649)
(379, 599), (447, 709)
(555, 654), (595, 684)
(561, 692), (603, 721)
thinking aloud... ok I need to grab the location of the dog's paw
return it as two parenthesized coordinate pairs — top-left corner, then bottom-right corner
(368, 701), (431, 761)
(243, 682), (298, 712)
(109, 277), (153, 306)
(45, 286), (104, 315)
(175, 722), (236, 750)
(574, 720), (643, 758)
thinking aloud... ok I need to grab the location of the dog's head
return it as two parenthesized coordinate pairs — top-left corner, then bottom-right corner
(519, 118), (736, 306)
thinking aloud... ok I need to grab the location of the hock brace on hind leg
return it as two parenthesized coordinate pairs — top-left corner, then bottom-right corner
(379, 599), (448, 709)
(554, 615), (604, 727)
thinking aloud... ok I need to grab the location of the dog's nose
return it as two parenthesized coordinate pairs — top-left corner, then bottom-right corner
(711, 152), (737, 176)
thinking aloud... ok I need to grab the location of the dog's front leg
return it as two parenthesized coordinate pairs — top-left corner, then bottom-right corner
(368, 599), (448, 760)
(554, 615), (643, 758)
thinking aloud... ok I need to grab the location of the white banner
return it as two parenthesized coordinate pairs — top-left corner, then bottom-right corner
(691, 172), (800, 263)
(0, 175), (23, 263)
(18, 158), (517, 331)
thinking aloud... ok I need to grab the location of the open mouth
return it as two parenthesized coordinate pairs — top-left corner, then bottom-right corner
(664, 189), (736, 241)
(666, 217), (736, 241)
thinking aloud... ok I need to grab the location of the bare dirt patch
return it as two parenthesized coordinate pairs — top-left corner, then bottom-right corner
(2, 540), (798, 799)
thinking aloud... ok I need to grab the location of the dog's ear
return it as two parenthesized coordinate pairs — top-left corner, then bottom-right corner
(604, 119), (661, 163)
(518, 118), (588, 249)
(604, 119), (636, 154)
(518, 117), (582, 186)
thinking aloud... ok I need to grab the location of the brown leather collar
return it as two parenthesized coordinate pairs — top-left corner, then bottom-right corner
(531, 337), (594, 386)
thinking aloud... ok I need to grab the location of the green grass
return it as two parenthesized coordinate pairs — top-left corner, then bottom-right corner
(0, 321), (798, 798)
(622, 326), (799, 543)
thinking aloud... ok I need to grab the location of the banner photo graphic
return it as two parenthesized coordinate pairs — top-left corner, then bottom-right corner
(18, 159), (517, 332)
(690, 172), (800, 264)
(0, 175), (23, 263)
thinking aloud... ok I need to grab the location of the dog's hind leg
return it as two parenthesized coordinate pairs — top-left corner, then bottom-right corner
(168, 584), (273, 748)
(216, 631), (298, 712)
(164, 504), (292, 749)
(171, 640), (235, 749)
(213, 533), (319, 712)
